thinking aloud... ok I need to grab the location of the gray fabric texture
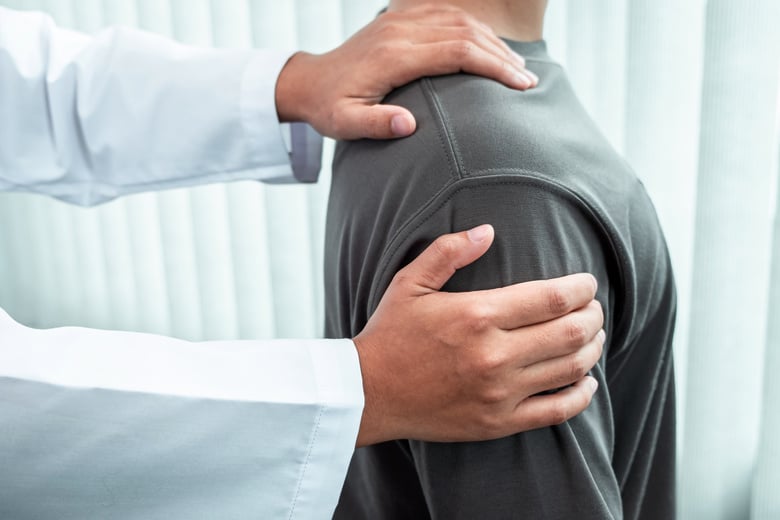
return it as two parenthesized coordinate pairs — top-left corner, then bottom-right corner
(324, 40), (676, 520)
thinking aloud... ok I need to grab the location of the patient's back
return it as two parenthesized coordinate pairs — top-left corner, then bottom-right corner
(325, 40), (676, 520)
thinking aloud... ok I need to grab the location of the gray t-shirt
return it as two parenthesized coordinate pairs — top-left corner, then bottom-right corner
(325, 40), (676, 520)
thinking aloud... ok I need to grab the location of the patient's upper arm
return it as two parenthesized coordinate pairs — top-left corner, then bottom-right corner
(387, 177), (621, 520)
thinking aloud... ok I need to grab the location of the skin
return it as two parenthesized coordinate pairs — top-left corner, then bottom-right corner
(275, 3), (539, 140)
(354, 225), (603, 446)
(277, 3), (603, 446)
(390, 0), (548, 42)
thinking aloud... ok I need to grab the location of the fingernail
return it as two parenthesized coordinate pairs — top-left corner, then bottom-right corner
(526, 69), (539, 85)
(516, 73), (532, 89)
(391, 114), (414, 137)
(598, 329), (606, 343)
(588, 377), (599, 393)
(466, 224), (492, 243)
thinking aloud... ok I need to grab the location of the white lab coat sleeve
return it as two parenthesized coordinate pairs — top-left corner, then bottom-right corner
(0, 7), (322, 206)
(0, 308), (364, 519)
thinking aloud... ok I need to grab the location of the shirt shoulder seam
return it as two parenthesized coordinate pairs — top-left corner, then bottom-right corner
(421, 77), (465, 181)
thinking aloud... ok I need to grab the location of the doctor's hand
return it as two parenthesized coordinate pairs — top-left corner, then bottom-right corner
(275, 4), (538, 140)
(353, 224), (604, 447)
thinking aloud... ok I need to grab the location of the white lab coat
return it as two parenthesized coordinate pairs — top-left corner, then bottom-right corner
(0, 7), (363, 519)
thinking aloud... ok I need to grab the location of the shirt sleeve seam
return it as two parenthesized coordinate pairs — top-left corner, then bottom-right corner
(287, 404), (326, 520)
(368, 173), (629, 320)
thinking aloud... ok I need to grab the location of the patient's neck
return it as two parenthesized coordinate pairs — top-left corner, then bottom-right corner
(389, 0), (546, 41)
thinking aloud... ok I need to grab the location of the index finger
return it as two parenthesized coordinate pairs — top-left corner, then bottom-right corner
(386, 4), (534, 88)
(409, 8), (526, 68)
(472, 273), (598, 329)
(403, 42), (533, 91)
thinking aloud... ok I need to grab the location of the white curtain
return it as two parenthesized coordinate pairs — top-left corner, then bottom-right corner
(0, 1), (778, 518)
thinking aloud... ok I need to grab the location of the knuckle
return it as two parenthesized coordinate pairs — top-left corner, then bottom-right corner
(451, 40), (476, 60)
(473, 349), (501, 374)
(550, 401), (571, 425)
(417, 3), (440, 14)
(479, 384), (508, 406)
(452, 11), (472, 27)
(460, 26), (482, 44)
(546, 285), (572, 315)
(466, 303), (494, 333)
(566, 351), (590, 381)
(390, 269), (413, 288)
(378, 21), (403, 40)
(432, 235), (460, 260)
(500, 59), (514, 77)
(365, 110), (385, 133)
(566, 317), (588, 345)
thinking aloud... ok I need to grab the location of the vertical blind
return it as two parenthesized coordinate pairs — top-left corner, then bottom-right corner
(0, 1), (778, 518)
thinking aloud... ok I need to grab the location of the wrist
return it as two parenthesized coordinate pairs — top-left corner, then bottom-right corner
(275, 51), (317, 124)
(353, 333), (395, 447)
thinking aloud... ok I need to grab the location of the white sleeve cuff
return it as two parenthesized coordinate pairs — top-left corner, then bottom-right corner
(241, 52), (323, 185)
(239, 49), (295, 183)
(0, 309), (364, 518)
(287, 338), (363, 518)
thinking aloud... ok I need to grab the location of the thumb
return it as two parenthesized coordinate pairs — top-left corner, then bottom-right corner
(339, 103), (417, 140)
(397, 224), (495, 292)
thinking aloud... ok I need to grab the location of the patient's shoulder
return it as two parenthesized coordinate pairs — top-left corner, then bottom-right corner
(332, 77), (461, 190)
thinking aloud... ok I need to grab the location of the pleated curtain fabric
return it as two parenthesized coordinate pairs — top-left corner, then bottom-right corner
(0, 1), (778, 518)
(681, 2), (780, 518)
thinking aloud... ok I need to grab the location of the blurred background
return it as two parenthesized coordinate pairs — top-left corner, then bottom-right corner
(0, 1), (778, 518)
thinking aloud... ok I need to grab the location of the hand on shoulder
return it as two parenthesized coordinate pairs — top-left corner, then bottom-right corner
(275, 4), (537, 140)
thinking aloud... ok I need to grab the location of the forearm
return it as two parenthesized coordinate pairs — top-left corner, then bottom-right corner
(0, 308), (362, 517)
(0, 4), (536, 204)
(0, 7), (299, 205)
